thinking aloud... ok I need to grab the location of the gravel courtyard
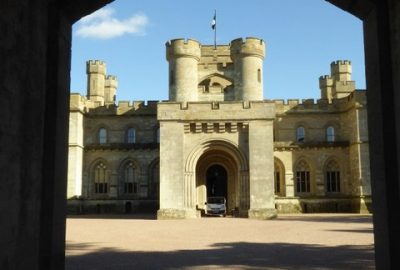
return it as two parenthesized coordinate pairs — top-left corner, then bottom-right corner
(66, 214), (375, 270)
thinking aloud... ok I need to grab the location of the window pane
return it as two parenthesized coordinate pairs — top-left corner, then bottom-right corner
(326, 126), (335, 142)
(127, 128), (136, 143)
(99, 128), (107, 144)
(296, 127), (305, 142)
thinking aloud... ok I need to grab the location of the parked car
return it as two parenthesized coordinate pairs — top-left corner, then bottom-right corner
(205, 196), (226, 217)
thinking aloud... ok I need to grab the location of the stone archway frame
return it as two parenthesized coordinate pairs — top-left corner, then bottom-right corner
(185, 138), (249, 216)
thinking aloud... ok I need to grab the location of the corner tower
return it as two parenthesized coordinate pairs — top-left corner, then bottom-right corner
(87, 60), (106, 104)
(166, 39), (201, 102)
(319, 60), (355, 101)
(230, 37), (265, 101)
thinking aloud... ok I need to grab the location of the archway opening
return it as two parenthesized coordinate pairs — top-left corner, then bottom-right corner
(206, 164), (228, 201)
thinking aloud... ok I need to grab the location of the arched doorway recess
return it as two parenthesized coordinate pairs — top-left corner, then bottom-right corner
(185, 139), (249, 216)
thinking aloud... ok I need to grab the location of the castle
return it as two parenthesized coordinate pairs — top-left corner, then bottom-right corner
(67, 37), (371, 219)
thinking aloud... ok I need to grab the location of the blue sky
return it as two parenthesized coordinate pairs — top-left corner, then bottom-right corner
(71, 0), (365, 102)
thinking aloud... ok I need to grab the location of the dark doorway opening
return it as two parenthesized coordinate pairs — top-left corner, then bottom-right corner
(206, 164), (228, 202)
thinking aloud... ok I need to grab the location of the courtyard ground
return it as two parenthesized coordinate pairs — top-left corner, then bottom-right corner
(66, 214), (375, 270)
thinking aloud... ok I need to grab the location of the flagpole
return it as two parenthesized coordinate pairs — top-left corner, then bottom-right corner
(213, 10), (217, 49)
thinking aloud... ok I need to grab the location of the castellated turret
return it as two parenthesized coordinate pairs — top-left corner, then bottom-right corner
(319, 60), (355, 101)
(87, 60), (106, 104)
(230, 37), (265, 101)
(166, 39), (201, 102)
(105, 75), (118, 103)
(319, 75), (334, 102)
(330, 60), (355, 99)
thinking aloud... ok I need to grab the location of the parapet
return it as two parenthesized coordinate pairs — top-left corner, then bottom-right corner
(105, 75), (118, 88)
(86, 60), (106, 74)
(158, 100), (275, 121)
(230, 37), (265, 59)
(330, 60), (352, 77)
(166, 38), (201, 61)
(319, 75), (333, 88)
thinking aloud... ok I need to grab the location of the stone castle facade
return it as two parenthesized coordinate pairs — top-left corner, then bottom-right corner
(67, 37), (371, 219)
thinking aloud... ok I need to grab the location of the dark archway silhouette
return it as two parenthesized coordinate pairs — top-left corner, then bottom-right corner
(1, 1), (399, 269)
(206, 164), (228, 200)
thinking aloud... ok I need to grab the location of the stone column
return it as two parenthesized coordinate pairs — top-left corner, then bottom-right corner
(157, 121), (197, 219)
(285, 171), (295, 197)
(315, 170), (325, 196)
(248, 120), (277, 219)
(67, 106), (84, 198)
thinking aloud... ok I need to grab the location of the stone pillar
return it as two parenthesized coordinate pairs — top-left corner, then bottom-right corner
(285, 172), (295, 197)
(248, 120), (277, 219)
(315, 170), (325, 196)
(183, 172), (196, 209)
(67, 103), (84, 198)
(157, 121), (196, 219)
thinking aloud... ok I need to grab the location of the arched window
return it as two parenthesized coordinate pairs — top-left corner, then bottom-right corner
(295, 160), (311, 193)
(326, 160), (340, 193)
(127, 128), (136, 143)
(296, 126), (305, 142)
(94, 162), (108, 193)
(124, 162), (138, 194)
(326, 126), (335, 142)
(98, 128), (107, 144)
(257, 68), (261, 83)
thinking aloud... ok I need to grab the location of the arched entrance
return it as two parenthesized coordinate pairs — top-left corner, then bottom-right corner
(206, 164), (228, 200)
(187, 139), (249, 215)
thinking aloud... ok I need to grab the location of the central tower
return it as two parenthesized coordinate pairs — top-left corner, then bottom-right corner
(159, 37), (276, 220)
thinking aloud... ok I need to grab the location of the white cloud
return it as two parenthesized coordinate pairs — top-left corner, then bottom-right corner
(76, 7), (149, 39)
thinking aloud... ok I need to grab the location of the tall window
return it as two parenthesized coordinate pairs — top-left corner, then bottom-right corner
(98, 128), (107, 144)
(296, 126), (305, 142)
(295, 160), (311, 193)
(127, 128), (136, 143)
(156, 127), (160, 143)
(326, 160), (341, 193)
(326, 126), (335, 142)
(124, 162), (137, 194)
(94, 162), (108, 194)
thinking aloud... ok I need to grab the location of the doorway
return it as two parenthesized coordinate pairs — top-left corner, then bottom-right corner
(206, 164), (228, 203)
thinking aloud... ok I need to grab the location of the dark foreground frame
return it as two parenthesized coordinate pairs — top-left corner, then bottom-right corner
(0, 0), (398, 269)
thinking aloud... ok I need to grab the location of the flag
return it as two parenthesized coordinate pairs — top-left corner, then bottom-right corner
(211, 12), (216, 30)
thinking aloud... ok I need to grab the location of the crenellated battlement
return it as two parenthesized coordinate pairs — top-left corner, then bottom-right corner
(158, 100), (275, 121)
(230, 37), (265, 59)
(166, 38), (201, 61)
(319, 75), (333, 87)
(86, 60), (106, 74)
(331, 60), (352, 66)
(271, 91), (366, 114)
(106, 75), (117, 80)
(330, 60), (352, 81)
(105, 75), (118, 87)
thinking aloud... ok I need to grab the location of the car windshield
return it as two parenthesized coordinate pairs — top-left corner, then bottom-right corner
(208, 197), (225, 204)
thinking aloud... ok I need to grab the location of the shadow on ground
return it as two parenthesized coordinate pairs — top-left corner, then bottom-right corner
(67, 214), (157, 220)
(276, 215), (372, 224)
(66, 241), (375, 270)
